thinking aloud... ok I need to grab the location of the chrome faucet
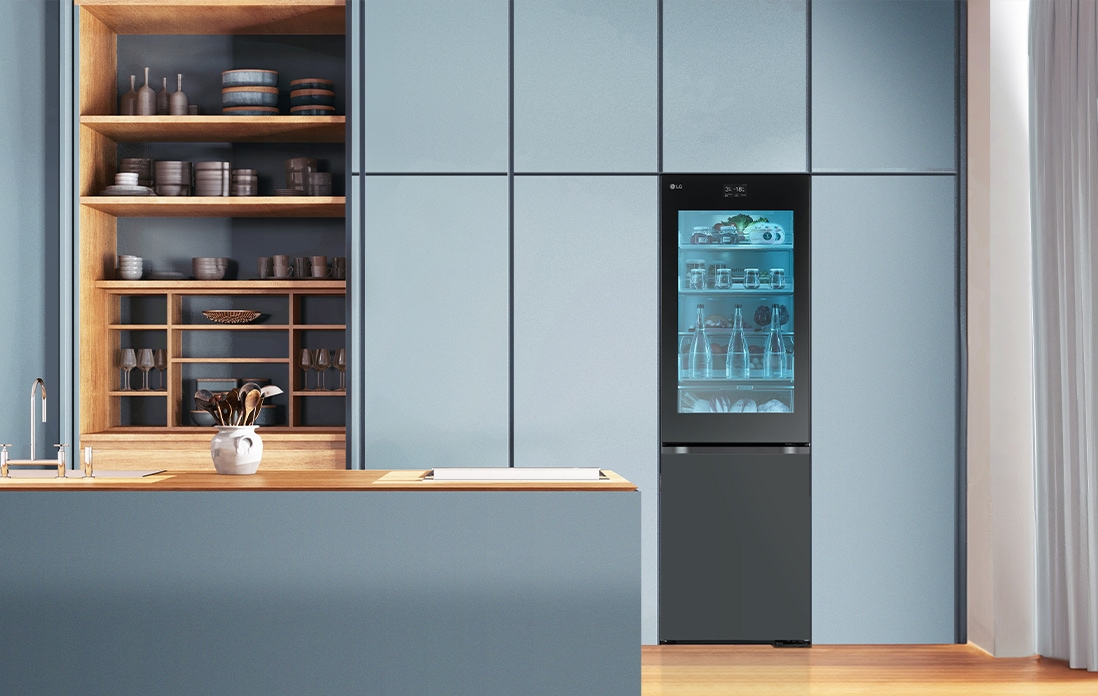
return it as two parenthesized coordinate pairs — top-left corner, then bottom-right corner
(30, 378), (46, 461)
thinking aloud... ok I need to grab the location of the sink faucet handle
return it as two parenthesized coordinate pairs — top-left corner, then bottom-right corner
(54, 443), (67, 478)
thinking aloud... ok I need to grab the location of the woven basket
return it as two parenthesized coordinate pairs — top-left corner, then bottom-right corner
(203, 310), (261, 324)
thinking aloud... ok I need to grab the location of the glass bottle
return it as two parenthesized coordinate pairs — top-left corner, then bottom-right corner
(688, 303), (711, 379)
(764, 303), (786, 379)
(726, 304), (749, 379)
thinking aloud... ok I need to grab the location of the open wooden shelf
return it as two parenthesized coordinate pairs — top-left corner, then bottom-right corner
(80, 115), (345, 142)
(81, 196), (345, 218)
(75, 0), (345, 35)
(98, 279), (345, 293)
(76, 1), (348, 468)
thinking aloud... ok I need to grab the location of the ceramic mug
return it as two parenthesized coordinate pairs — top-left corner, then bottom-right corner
(294, 256), (311, 279)
(271, 255), (293, 278)
(257, 256), (272, 279)
(310, 255), (329, 278)
(331, 256), (347, 280)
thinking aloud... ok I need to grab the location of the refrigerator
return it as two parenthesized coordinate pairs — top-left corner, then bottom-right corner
(658, 173), (811, 645)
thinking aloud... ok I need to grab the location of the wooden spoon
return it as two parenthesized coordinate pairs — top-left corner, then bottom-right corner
(243, 389), (262, 426)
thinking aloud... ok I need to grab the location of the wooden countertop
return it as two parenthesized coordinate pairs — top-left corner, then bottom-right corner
(0, 469), (636, 492)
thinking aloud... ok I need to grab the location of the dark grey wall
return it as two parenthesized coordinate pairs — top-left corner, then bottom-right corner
(0, 0), (62, 459)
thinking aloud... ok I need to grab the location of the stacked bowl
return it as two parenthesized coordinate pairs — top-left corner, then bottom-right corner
(231, 168), (257, 196)
(194, 161), (230, 196)
(222, 69), (279, 116)
(154, 160), (192, 196)
(192, 257), (229, 281)
(119, 158), (154, 187)
(117, 255), (143, 280)
(289, 77), (335, 116)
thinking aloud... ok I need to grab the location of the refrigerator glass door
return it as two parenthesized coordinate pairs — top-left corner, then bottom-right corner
(661, 174), (810, 445)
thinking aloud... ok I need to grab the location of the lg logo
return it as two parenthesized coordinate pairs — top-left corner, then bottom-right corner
(669, 183), (683, 190)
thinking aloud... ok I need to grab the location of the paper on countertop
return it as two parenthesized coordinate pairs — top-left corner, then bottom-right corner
(428, 467), (604, 481)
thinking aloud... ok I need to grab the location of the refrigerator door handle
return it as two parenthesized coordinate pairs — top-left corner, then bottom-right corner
(661, 445), (810, 456)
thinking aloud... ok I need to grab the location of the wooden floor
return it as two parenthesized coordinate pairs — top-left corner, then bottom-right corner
(642, 644), (1098, 695)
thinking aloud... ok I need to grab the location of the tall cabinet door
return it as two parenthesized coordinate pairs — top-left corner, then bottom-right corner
(811, 0), (957, 172)
(513, 0), (657, 172)
(360, 177), (510, 468)
(361, 0), (509, 173)
(811, 175), (958, 642)
(662, 0), (808, 173)
(513, 176), (658, 535)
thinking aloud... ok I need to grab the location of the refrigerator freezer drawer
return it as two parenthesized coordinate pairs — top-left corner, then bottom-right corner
(658, 450), (810, 643)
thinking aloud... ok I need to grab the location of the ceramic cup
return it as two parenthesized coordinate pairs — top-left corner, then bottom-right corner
(331, 256), (346, 280)
(294, 256), (311, 279)
(257, 256), (272, 279)
(310, 255), (329, 278)
(271, 254), (293, 278)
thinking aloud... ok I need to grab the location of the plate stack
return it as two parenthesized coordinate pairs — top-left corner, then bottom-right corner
(289, 78), (335, 116)
(221, 69), (280, 116)
(231, 168), (257, 196)
(194, 161), (230, 197)
(119, 158), (154, 187)
(154, 160), (192, 196)
(100, 171), (156, 196)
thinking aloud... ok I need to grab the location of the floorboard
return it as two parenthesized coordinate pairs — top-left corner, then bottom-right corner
(642, 644), (1097, 695)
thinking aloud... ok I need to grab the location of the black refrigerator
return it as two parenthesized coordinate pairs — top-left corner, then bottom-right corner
(658, 173), (811, 645)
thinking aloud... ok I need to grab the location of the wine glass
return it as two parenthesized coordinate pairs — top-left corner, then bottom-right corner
(299, 348), (313, 391)
(136, 349), (155, 390)
(334, 348), (346, 391)
(119, 348), (137, 391)
(314, 349), (331, 390)
(153, 349), (168, 390)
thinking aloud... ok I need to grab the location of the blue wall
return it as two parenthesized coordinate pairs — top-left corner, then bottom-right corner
(22, 0), (960, 647)
(0, 0), (62, 460)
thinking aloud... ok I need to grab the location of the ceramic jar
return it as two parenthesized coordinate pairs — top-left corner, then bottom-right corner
(210, 426), (263, 475)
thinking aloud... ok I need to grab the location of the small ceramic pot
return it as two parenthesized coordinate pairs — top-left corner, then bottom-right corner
(210, 426), (263, 475)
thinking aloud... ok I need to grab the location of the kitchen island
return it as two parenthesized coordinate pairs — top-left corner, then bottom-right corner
(0, 470), (640, 695)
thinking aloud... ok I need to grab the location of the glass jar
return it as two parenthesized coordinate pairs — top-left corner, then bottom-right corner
(690, 226), (713, 245)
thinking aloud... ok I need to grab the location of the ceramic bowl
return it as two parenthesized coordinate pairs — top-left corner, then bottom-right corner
(190, 409), (217, 427)
(289, 89), (335, 106)
(221, 69), (279, 88)
(192, 257), (229, 280)
(222, 106), (280, 116)
(289, 78), (334, 91)
(222, 87), (279, 108)
(290, 105), (336, 115)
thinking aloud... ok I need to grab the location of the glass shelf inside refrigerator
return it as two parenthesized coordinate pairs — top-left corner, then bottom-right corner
(677, 387), (794, 414)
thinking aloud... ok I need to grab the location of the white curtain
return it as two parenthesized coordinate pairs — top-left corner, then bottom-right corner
(1030, 0), (1098, 672)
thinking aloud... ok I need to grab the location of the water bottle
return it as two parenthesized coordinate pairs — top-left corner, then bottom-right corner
(764, 303), (786, 378)
(689, 303), (711, 379)
(726, 304), (749, 379)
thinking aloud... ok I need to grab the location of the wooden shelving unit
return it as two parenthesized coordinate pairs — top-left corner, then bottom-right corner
(75, 0), (348, 470)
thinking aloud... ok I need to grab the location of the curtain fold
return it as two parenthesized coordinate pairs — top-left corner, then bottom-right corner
(1030, 0), (1098, 672)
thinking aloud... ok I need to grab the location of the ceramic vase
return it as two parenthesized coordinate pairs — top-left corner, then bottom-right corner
(120, 75), (137, 115)
(169, 73), (189, 115)
(157, 76), (169, 115)
(136, 67), (156, 115)
(210, 425), (263, 475)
